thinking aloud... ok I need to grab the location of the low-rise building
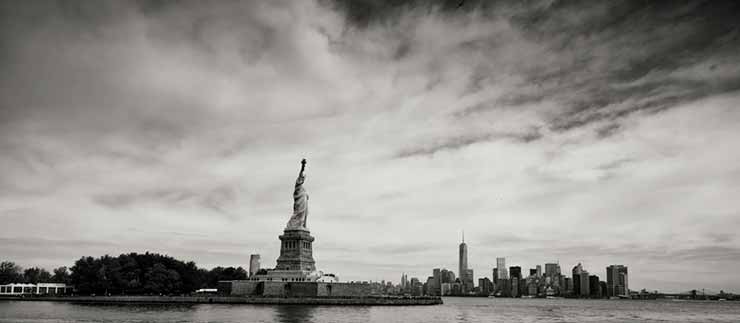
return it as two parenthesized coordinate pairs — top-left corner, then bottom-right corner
(0, 283), (74, 295)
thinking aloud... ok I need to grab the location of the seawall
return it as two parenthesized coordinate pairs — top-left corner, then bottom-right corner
(0, 295), (443, 306)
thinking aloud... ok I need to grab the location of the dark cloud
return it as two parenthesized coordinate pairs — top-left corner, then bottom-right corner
(522, 0), (740, 132)
(597, 158), (633, 171)
(595, 123), (621, 139)
(93, 185), (238, 217)
(432, 0), (740, 135)
(396, 133), (493, 158)
(706, 233), (733, 244)
(396, 128), (542, 158)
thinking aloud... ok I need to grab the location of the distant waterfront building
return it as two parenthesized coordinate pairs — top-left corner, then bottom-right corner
(589, 275), (601, 298)
(527, 279), (537, 296)
(520, 276), (528, 296)
(410, 284), (421, 296)
(606, 265), (629, 297)
(579, 272), (590, 297)
(572, 263), (590, 297)
(563, 277), (573, 295)
(509, 266), (522, 281)
(506, 265), (522, 297)
(529, 268), (537, 276)
(431, 268), (441, 295)
(410, 278), (423, 296)
(599, 281), (608, 299)
(498, 278), (511, 297)
(478, 277), (493, 295)
(441, 283), (452, 296)
(511, 277), (519, 298)
(249, 254), (261, 277)
(451, 282), (462, 295)
(410, 277), (420, 288)
(545, 262), (561, 292)
(492, 268), (498, 286)
(545, 263), (561, 277)
(496, 258), (508, 280)
(424, 276), (435, 295)
(463, 269), (474, 293)
(572, 263), (581, 295)
(558, 275), (566, 293)
(441, 268), (455, 284)
(536, 265), (542, 277)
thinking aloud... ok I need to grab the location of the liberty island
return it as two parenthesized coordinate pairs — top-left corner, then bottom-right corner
(217, 158), (401, 299)
(0, 159), (441, 306)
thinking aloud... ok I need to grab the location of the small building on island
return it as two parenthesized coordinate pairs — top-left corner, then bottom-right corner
(0, 283), (74, 296)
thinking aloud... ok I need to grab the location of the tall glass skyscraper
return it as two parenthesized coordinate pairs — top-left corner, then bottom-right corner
(496, 257), (508, 279)
(606, 265), (629, 297)
(545, 263), (561, 277)
(458, 232), (468, 291)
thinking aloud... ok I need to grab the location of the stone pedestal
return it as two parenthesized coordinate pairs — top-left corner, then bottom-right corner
(275, 228), (315, 272)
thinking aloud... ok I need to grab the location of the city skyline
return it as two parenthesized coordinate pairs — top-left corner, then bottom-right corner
(2, 0), (740, 294)
(401, 234), (634, 298)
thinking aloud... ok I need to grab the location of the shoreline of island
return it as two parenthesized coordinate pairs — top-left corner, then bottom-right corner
(0, 295), (443, 306)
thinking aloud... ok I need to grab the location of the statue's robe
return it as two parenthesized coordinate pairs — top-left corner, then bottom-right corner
(287, 174), (308, 229)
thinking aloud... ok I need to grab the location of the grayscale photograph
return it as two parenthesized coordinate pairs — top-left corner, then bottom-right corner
(1, 0), (739, 322)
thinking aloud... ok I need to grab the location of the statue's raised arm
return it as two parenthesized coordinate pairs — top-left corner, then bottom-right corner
(287, 158), (309, 229)
(298, 158), (306, 180)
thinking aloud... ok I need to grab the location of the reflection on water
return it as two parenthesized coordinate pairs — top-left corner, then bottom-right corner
(274, 305), (316, 323)
(75, 302), (199, 313)
(455, 307), (473, 323)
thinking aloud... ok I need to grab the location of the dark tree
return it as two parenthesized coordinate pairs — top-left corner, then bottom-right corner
(23, 267), (52, 283)
(0, 261), (23, 284)
(70, 252), (220, 295)
(52, 267), (72, 284)
(143, 263), (182, 295)
(206, 266), (248, 287)
(70, 256), (104, 294)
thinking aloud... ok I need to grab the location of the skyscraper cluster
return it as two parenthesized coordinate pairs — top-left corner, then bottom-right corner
(399, 236), (629, 298)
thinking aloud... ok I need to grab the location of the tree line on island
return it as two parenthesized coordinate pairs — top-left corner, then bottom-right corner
(0, 261), (71, 285)
(1, 252), (252, 295)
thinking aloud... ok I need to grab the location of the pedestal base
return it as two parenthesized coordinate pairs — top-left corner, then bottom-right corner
(275, 229), (315, 272)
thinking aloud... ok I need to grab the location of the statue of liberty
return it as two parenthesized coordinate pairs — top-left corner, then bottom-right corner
(286, 158), (308, 229)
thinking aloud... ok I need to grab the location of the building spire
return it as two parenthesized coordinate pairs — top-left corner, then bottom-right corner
(462, 230), (465, 243)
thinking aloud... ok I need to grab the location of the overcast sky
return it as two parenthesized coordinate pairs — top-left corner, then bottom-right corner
(1, 0), (739, 293)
